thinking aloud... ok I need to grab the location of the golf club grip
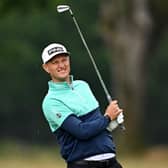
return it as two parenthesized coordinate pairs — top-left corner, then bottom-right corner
(107, 96), (126, 131)
(119, 123), (126, 131)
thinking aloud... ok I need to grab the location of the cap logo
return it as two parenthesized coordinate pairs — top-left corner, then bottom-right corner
(48, 47), (64, 55)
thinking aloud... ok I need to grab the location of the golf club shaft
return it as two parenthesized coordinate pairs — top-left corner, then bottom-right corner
(69, 9), (112, 103)
(69, 9), (125, 131)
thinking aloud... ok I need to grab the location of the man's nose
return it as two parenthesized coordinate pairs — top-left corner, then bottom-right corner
(58, 61), (65, 68)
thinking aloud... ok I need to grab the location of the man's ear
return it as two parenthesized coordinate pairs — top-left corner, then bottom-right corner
(42, 64), (50, 73)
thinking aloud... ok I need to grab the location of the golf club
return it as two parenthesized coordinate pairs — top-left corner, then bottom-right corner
(57, 5), (125, 131)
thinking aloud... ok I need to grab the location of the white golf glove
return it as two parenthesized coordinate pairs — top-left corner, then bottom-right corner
(106, 112), (124, 132)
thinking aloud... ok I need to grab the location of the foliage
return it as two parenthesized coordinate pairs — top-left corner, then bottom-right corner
(0, 0), (168, 147)
(0, 0), (109, 143)
(145, 30), (168, 145)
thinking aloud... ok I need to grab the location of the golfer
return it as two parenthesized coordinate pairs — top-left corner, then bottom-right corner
(41, 43), (123, 168)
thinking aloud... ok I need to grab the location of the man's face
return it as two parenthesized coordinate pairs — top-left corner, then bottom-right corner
(43, 54), (70, 82)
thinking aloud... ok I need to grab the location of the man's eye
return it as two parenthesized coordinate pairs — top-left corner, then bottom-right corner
(63, 58), (68, 62)
(51, 61), (57, 64)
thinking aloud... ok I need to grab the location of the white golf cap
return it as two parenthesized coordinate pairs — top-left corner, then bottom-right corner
(41, 43), (70, 63)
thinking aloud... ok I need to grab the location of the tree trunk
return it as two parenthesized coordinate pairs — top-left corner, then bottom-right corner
(100, 0), (153, 151)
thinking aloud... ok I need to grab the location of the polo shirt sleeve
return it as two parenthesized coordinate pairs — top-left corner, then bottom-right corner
(42, 99), (74, 132)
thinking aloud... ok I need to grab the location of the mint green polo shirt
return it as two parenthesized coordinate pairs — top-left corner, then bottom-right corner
(42, 78), (99, 132)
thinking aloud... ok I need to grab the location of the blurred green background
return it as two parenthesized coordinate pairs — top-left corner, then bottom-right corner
(0, 0), (168, 167)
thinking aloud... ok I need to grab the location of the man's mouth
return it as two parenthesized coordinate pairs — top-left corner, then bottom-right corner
(57, 68), (66, 73)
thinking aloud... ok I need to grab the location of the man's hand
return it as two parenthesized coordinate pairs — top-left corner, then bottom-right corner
(106, 112), (124, 132)
(105, 100), (124, 132)
(104, 100), (123, 120)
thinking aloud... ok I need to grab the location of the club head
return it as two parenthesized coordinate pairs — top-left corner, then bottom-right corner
(57, 5), (70, 13)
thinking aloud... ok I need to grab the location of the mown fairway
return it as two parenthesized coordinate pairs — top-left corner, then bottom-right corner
(0, 142), (167, 168)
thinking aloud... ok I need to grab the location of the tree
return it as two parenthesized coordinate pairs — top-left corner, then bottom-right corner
(100, 0), (153, 150)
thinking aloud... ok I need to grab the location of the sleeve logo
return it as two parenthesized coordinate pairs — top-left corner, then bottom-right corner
(56, 112), (62, 118)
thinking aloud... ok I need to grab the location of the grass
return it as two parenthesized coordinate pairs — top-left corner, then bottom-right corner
(0, 141), (168, 168)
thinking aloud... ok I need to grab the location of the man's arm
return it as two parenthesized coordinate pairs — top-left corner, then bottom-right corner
(61, 114), (110, 140)
(61, 100), (123, 139)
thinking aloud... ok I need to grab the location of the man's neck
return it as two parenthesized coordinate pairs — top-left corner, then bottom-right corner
(51, 75), (71, 84)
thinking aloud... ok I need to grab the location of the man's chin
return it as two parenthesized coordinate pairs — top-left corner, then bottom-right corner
(56, 75), (69, 82)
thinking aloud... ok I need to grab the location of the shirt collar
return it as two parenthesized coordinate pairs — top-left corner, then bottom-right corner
(48, 75), (74, 91)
